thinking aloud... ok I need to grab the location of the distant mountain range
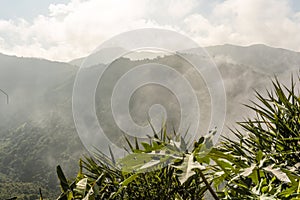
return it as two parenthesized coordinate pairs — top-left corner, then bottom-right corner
(0, 44), (299, 198)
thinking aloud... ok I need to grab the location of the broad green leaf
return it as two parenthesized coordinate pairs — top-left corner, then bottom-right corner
(264, 164), (291, 183)
(241, 164), (256, 177)
(173, 153), (206, 184)
(118, 147), (182, 172)
(74, 178), (88, 196)
(56, 165), (70, 192)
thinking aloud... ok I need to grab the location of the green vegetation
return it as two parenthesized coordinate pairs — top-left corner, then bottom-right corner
(211, 76), (300, 199)
(53, 75), (300, 199)
(0, 182), (49, 200)
(0, 114), (85, 199)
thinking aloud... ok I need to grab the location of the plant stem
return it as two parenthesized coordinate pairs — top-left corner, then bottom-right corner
(198, 169), (219, 200)
(39, 188), (43, 200)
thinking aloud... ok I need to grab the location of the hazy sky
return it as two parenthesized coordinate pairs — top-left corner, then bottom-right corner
(0, 0), (70, 20)
(0, 0), (300, 61)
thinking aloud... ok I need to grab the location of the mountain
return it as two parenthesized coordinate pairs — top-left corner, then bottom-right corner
(68, 47), (127, 66)
(0, 53), (85, 199)
(0, 53), (77, 129)
(0, 44), (299, 198)
(205, 44), (299, 128)
(205, 44), (300, 74)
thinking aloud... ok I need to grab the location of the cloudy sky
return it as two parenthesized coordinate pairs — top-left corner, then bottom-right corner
(0, 0), (300, 62)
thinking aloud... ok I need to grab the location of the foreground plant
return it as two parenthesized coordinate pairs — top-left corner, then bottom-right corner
(212, 76), (300, 199)
(56, 75), (300, 200)
(56, 126), (217, 200)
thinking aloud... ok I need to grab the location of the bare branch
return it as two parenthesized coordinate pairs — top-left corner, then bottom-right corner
(0, 88), (9, 104)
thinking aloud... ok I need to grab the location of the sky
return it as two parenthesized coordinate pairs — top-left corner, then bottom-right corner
(0, 0), (300, 62)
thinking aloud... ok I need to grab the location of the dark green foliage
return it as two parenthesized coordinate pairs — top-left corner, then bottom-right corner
(0, 182), (47, 200)
(54, 75), (300, 200)
(212, 76), (300, 199)
(0, 114), (86, 199)
(56, 127), (214, 199)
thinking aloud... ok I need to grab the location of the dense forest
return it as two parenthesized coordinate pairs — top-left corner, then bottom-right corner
(0, 114), (85, 199)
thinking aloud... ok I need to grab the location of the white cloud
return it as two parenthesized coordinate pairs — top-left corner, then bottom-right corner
(0, 0), (299, 61)
(208, 0), (300, 48)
